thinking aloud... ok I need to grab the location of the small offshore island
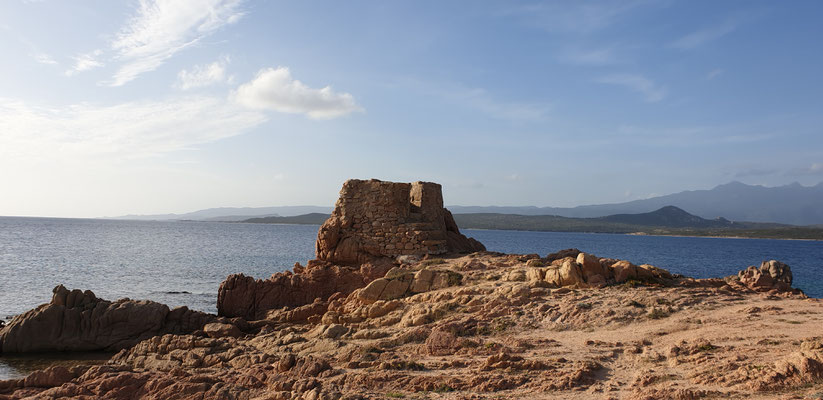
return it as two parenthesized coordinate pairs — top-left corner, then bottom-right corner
(1, 180), (822, 399)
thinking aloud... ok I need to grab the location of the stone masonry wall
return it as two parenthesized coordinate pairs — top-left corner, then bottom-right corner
(316, 179), (484, 265)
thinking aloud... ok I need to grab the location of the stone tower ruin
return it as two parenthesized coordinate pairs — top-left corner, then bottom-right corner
(316, 179), (485, 264)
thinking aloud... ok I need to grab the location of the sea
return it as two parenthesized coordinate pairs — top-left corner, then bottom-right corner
(0, 216), (821, 379)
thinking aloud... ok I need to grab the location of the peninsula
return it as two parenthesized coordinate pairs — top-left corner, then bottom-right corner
(1, 180), (821, 399)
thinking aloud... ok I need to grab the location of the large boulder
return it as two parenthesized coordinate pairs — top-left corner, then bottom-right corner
(577, 252), (610, 287)
(217, 259), (394, 320)
(546, 248), (582, 263)
(544, 259), (586, 287)
(738, 260), (793, 291)
(0, 285), (216, 354)
(356, 267), (462, 303)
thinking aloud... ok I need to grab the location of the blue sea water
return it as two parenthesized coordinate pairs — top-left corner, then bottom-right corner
(0, 216), (821, 380)
(0, 216), (820, 321)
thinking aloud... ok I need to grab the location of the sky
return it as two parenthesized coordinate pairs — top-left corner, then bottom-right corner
(1, 0), (822, 218)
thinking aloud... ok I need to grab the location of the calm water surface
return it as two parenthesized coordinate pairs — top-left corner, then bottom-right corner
(0, 216), (821, 379)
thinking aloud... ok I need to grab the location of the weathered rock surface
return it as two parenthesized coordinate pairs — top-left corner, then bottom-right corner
(218, 179), (485, 320)
(316, 179), (485, 265)
(0, 285), (217, 354)
(0, 181), (815, 399)
(1, 252), (818, 400)
(738, 259), (794, 291)
(356, 267), (462, 303)
(217, 259), (393, 320)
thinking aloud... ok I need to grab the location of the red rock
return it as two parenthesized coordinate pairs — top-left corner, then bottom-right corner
(0, 285), (217, 354)
(738, 260), (794, 291)
(203, 323), (242, 338)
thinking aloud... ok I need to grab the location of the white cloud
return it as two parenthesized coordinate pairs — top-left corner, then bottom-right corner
(176, 56), (231, 90)
(504, 0), (657, 34)
(789, 163), (823, 176)
(233, 67), (363, 119)
(560, 47), (620, 66)
(613, 124), (775, 147)
(0, 96), (266, 161)
(401, 78), (551, 122)
(670, 19), (738, 50)
(597, 74), (667, 102)
(65, 50), (104, 76)
(451, 87), (549, 121)
(707, 68), (724, 80)
(107, 0), (244, 86)
(33, 52), (57, 65)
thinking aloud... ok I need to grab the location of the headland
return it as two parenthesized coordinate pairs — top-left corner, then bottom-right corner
(1, 179), (821, 399)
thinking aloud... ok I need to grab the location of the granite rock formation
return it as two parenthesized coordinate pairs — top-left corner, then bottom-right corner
(217, 179), (486, 319)
(738, 259), (794, 291)
(0, 285), (218, 354)
(2, 252), (817, 400)
(316, 179), (485, 265)
(217, 259), (393, 320)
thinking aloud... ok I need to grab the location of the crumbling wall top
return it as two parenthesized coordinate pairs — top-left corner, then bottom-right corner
(316, 179), (485, 264)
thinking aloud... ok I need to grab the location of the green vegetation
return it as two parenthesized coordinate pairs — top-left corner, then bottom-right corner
(452, 213), (823, 240)
(434, 384), (455, 393)
(648, 308), (669, 319)
(238, 207), (823, 240)
(241, 213), (330, 225)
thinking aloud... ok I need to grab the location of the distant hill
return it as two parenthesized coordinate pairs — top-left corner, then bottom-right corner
(107, 206), (333, 221)
(104, 181), (823, 225)
(448, 181), (823, 225)
(598, 206), (733, 228)
(242, 213), (330, 225)
(451, 206), (745, 233)
(237, 206), (822, 239)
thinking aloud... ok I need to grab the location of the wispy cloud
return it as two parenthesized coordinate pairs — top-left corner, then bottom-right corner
(176, 56), (232, 90)
(559, 46), (621, 66)
(0, 96), (266, 160)
(451, 87), (550, 121)
(596, 74), (666, 102)
(400, 78), (551, 122)
(233, 67), (363, 120)
(503, 0), (657, 34)
(669, 12), (760, 50)
(32, 52), (57, 65)
(65, 50), (104, 76)
(613, 124), (775, 147)
(106, 0), (244, 86)
(706, 68), (724, 80)
(734, 167), (778, 178)
(788, 163), (823, 176)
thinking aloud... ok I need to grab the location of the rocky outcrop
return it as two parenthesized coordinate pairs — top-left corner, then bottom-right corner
(356, 267), (463, 303)
(218, 179), (484, 320)
(1, 252), (817, 400)
(217, 259), (393, 320)
(523, 251), (674, 289)
(0, 285), (217, 354)
(316, 179), (485, 265)
(738, 259), (794, 291)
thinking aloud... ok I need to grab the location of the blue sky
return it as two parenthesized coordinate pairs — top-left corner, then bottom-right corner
(1, 0), (822, 217)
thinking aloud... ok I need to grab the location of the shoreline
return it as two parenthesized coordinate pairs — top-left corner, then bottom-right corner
(1, 251), (819, 399)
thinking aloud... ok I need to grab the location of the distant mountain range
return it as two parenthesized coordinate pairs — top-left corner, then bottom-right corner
(238, 206), (823, 240)
(242, 213), (331, 225)
(447, 181), (823, 225)
(450, 205), (785, 232)
(106, 181), (823, 225)
(106, 206), (333, 221)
